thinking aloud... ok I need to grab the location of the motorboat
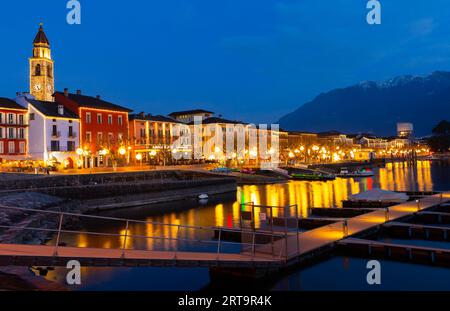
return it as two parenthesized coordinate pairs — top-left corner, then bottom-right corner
(337, 167), (374, 178)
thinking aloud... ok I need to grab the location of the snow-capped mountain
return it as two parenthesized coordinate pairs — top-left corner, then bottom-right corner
(278, 71), (450, 136)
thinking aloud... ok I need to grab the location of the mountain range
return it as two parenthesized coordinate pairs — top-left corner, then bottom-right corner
(278, 71), (450, 136)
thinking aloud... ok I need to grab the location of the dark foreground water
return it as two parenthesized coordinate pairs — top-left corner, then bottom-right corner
(41, 160), (450, 290)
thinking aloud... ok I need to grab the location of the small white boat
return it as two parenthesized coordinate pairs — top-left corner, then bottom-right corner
(337, 167), (374, 178)
(198, 194), (209, 200)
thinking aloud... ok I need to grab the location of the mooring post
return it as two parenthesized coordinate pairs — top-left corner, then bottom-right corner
(53, 213), (64, 256)
(385, 207), (390, 222)
(416, 199), (420, 212)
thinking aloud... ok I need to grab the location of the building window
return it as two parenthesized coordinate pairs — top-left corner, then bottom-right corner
(86, 112), (92, 124)
(68, 126), (73, 137)
(118, 133), (123, 141)
(97, 132), (103, 143)
(140, 128), (146, 138)
(18, 128), (25, 139)
(52, 125), (59, 137)
(86, 132), (92, 143)
(19, 142), (25, 154)
(47, 64), (52, 78)
(97, 114), (102, 124)
(8, 142), (15, 154)
(0, 127), (3, 139)
(67, 141), (75, 152)
(50, 141), (60, 152)
(35, 64), (41, 76)
(118, 115), (123, 126)
(108, 133), (114, 143)
(8, 114), (14, 124)
(18, 115), (24, 125)
(0, 142), (3, 154)
(8, 128), (15, 139)
(29, 113), (35, 121)
(108, 115), (113, 125)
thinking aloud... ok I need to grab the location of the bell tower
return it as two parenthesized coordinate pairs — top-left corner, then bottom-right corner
(29, 23), (54, 102)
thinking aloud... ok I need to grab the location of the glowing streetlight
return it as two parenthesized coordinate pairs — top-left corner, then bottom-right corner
(136, 153), (143, 161)
(76, 148), (83, 156)
(119, 147), (126, 156)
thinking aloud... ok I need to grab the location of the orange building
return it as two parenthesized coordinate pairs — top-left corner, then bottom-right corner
(54, 89), (132, 167)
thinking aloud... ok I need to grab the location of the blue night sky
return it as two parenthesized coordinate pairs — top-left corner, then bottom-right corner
(1, 0), (450, 123)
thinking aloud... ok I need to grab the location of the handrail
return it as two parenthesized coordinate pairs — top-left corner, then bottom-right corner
(0, 204), (283, 237)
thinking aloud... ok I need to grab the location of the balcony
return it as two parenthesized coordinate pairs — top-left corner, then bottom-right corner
(68, 132), (77, 139)
(51, 131), (61, 138)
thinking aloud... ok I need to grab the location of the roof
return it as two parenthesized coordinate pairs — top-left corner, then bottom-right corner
(55, 92), (133, 113)
(317, 130), (345, 137)
(33, 24), (50, 45)
(28, 99), (79, 119)
(288, 131), (318, 136)
(169, 109), (213, 117)
(188, 117), (246, 125)
(0, 98), (28, 111)
(129, 113), (183, 123)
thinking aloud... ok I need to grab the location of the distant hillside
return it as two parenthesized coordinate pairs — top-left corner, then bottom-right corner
(278, 71), (450, 136)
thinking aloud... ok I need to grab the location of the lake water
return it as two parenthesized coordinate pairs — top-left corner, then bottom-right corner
(39, 160), (450, 290)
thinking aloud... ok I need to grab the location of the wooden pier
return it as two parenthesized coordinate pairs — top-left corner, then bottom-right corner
(0, 192), (449, 274)
(338, 238), (450, 268)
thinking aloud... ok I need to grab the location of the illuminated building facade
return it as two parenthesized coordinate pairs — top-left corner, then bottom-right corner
(15, 93), (79, 168)
(0, 98), (28, 161)
(54, 90), (132, 168)
(129, 113), (189, 165)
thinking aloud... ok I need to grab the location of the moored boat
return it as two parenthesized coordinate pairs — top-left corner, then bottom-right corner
(337, 167), (374, 178)
(290, 172), (335, 181)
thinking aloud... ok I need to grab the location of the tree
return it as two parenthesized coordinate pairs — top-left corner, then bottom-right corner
(432, 120), (450, 136)
(428, 120), (450, 152)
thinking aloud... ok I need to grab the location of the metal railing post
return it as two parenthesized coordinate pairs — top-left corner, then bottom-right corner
(216, 229), (222, 260)
(53, 213), (64, 256)
(121, 220), (129, 258)
(174, 225), (181, 260)
(343, 220), (348, 237)
(251, 231), (256, 260)
(385, 207), (390, 222)
(294, 204), (300, 255)
(270, 206), (274, 257)
(416, 199), (420, 212)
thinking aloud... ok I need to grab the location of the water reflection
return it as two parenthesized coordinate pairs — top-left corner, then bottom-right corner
(52, 160), (447, 252)
(42, 160), (450, 290)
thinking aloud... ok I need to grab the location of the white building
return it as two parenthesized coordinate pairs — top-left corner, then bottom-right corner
(15, 94), (80, 168)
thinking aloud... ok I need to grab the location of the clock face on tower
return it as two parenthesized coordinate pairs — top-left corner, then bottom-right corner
(34, 83), (42, 91)
(47, 84), (52, 92)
